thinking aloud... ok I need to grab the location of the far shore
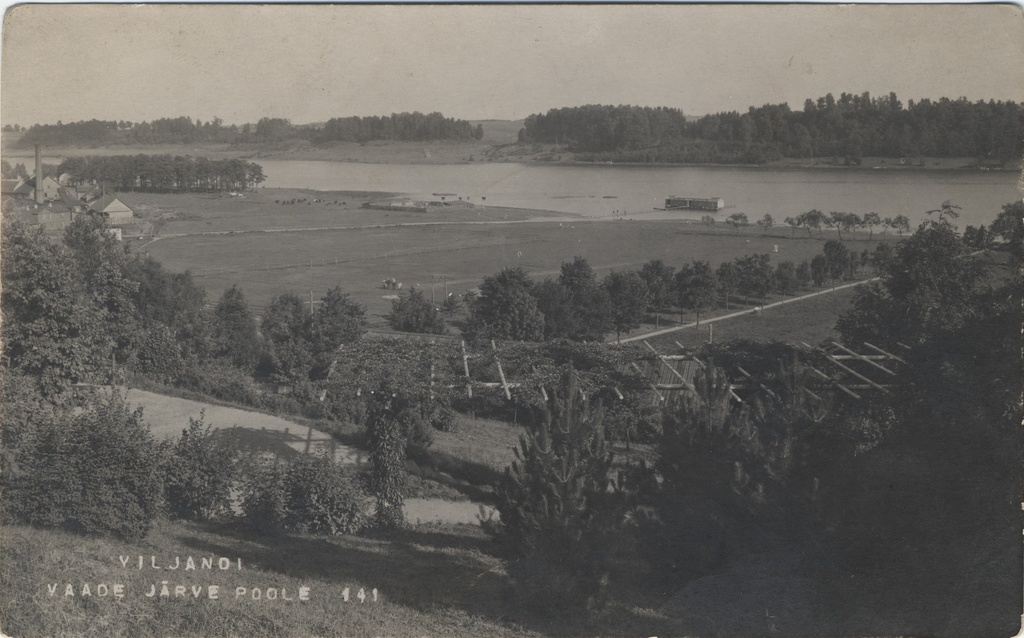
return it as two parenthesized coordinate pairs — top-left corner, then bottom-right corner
(2, 138), (1017, 173)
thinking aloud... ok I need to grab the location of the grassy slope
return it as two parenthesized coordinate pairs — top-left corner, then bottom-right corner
(0, 521), (537, 638)
(642, 285), (862, 351)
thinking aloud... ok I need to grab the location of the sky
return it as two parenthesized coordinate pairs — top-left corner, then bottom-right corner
(2, 4), (1023, 127)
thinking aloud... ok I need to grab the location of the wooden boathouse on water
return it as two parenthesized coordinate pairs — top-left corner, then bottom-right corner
(665, 196), (725, 211)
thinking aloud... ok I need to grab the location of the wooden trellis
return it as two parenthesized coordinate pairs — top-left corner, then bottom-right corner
(638, 338), (907, 406)
(800, 340), (907, 400)
(636, 340), (742, 404)
(459, 339), (519, 400)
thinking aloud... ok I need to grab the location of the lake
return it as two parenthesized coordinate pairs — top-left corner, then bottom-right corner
(259, 160), (1021, 228)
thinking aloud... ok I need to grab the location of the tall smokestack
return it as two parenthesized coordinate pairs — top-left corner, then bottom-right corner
(34, 144), (43, 204)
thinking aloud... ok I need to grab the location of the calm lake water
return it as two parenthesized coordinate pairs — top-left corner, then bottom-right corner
(260, 160), (1021, 228)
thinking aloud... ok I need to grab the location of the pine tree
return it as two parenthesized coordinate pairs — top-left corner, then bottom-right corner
(493, 364), (628, 614)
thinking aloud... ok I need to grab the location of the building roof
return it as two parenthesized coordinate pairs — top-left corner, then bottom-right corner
(10, 179), (33, 195)
(58, 187), (84, 209)
(89, 193), (133, 214)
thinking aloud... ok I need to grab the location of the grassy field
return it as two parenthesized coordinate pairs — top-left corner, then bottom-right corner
(136, 190), (889, 319)
(638, 285), (863, 351)
(120, 188), (562, 236)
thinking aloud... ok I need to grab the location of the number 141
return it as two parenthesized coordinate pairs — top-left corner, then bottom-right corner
(342, 588), (378, 603)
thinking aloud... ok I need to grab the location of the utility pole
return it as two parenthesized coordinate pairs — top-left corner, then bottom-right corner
(431, 274), (449, 304)
(306, 291), (322, 316)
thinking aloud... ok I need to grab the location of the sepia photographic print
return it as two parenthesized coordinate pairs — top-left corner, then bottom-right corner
(1, 4), (1022, 637)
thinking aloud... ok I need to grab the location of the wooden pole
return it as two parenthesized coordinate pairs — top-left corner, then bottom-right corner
(825, 356), (890, 393)
(829, 340), (896, 376)
(491, 340), (511, 401)
(460, 340), (472, 398)
(736, 365), (778, 399)
(631, 361), (665, 402)
(863, 341), (908, 365)
(808, 365), (861, 399)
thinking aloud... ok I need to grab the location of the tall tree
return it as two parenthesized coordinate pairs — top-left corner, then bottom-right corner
(602, 270), (649, 342)
(676, 260), (718, 326)
(734, 254), (774, 304)
(470, 267), (545, 342)
(260, 293), (312, 380)
(716, 261), (740, 310)
(308, 287), (368, 371)
(559, 257), (612, 341)
(386, 288), (446, 335)
(726, 212), (749, 234)
(862, 212), (882, 240)
(532, 278), (575, 340)
(774, 261), (798, 295)
(990, 201), (1023, 264)
(823, 240), (852, 284)
(2, 219), (103, 393)
(837, 217), (988, 347)
(213, 285), (261, 371)
(638, 259), (676, 322)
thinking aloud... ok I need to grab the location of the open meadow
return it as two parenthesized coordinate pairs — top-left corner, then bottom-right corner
(136, 188), (892, 323)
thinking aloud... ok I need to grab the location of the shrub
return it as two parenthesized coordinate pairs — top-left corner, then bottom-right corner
(366, 393), (410, 529)
(238, 458), (288, 536)
(240, 452), (369, 536)
(175, 360), (264, 406)
(2, 388), (163, 540)
(283, 453), (369, 535)
(162, 412), (238, 522)
(491, 365), (630, 615)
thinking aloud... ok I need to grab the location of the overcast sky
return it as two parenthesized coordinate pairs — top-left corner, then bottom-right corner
(3, 4), (1022, 127)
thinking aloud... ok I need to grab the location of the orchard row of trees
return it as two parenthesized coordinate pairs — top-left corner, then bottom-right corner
(519, 94), (1023, 164)
(57, 155), (265, 193)
(459, 243), (885, 344)
(718, 209), (911, 239)
(11, 112), (483, 148)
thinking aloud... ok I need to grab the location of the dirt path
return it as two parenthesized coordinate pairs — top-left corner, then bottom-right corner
(125, 389), (498, 526)
(403, 499), (499, 526)
(124, 388), (364, 464)
(618, 277), (880, 344)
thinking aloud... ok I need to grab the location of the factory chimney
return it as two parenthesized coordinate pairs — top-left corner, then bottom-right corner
(34, 144), (43, 204)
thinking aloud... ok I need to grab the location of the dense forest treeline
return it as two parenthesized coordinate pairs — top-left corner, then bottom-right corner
(57, 155), (266, 193)
(8, 112), (483, 148)
(519, 93), (1023, 164)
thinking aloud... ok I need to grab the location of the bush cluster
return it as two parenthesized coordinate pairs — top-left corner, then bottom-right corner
(1, 386), (163, 540)
(161, 413), (238, 522)
(240, 453), (369, 536)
